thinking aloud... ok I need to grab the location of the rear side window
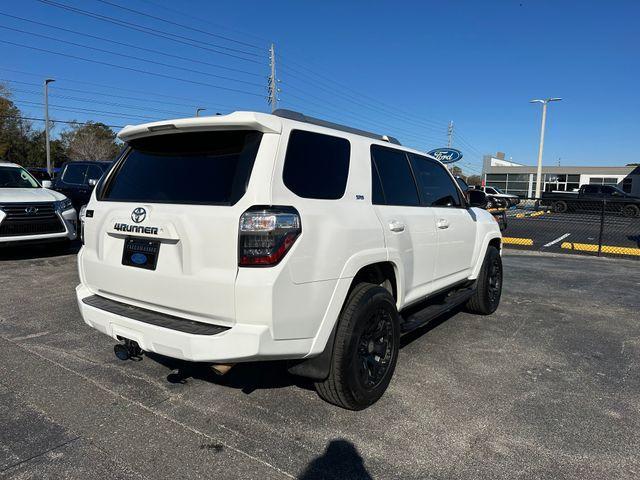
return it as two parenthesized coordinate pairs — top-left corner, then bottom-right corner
(62, 164), (88, 184)
(283, 130), (350, 200)
(101, 130), (262, 205)
(409, 154), (462, 207)
(371, 145), (420, 206)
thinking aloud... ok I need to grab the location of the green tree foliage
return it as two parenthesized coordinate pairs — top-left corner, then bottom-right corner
(1, 84), (119, 167)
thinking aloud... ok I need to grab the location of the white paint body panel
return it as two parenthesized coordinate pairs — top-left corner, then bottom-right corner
(76, 112), (501, 362)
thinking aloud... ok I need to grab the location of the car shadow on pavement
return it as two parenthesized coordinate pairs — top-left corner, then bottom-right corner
(145, 353), (315, 394)
(298, 439), (373, 480)
(145, 306), (461, 396)
(0, 240), (81, 261)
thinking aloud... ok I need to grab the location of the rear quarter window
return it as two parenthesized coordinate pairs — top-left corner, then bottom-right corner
(100, 130), (262, 205)
(282, 129), (351, 200)
(370, 145), (420, 206)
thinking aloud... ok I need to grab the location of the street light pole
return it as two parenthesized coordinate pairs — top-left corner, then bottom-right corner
(196, 107), (206, 117)
(531, 97), (561, 198)
(44, 78), (55, 176)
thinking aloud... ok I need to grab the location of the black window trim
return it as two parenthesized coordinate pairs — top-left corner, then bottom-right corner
(282, 128), (352, 201)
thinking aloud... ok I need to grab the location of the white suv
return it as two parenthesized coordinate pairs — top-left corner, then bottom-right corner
(0, 162), (77, 246)
(76, 110), (502, 410)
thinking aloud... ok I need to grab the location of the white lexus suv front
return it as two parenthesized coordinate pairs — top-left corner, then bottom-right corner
(0, 162), (77, 246)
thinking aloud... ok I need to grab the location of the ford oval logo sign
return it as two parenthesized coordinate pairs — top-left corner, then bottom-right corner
(427, 148), (463, 164)
(130, 253), (148, 265)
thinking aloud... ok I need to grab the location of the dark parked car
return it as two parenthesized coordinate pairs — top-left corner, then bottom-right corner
(540, 184), (640, 217)
(27, 167), (57, 183)
(52, 161), (112, 212)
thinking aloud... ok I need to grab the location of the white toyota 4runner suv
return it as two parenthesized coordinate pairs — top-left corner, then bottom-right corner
(77, 110), (502, 410)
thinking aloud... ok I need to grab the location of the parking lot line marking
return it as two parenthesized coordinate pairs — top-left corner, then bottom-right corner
(0, 335), (297, 479)
(560, 242), (640, 256)
(543, 233), (571, 248)
(502, 237), (534, 246)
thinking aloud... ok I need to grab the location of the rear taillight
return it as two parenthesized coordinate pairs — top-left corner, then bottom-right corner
(238, 206), (301, 267)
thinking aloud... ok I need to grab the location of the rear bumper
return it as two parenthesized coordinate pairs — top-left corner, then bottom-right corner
(76, 283), (313, 362)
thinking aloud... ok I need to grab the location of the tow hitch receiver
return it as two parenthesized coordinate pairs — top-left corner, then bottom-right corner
(114, 338), (143, 361)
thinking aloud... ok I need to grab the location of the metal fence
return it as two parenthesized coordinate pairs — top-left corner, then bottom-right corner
(498, 197), (640, 260)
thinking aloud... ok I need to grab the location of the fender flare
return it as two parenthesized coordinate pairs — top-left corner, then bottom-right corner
(288, 248), (399, 380)
(470, 232), (502, 279)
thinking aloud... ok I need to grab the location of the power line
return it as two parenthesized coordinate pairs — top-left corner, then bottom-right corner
(92, 0), (264, 51)
(14, 99), (164, 121)
(281, 90), (445, 146)
(0, 67), (243, 110)
(12, 88), (193, 117)
(0, 113), (124, 129)
(278, 54), (448, 129)
(1, 78), (202, 110)
(0, 39), (266, 98)
(281, 94), (443, 147)
(0, 12), (263, 78)
(280, 75), (447, 137)
(137, 0), (273, 46)
(36, 0), (264, 64)
(0, 24), (264, 89)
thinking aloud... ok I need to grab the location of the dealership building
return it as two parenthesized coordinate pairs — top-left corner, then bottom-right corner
(482, 152), (640, 198)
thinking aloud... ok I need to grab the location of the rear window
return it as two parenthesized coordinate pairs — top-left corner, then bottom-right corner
(100, 130), (262, 205)
(282, 130), (350, 200)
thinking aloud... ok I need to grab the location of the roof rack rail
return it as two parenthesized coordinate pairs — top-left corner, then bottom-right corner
(272, 109), (401, 145)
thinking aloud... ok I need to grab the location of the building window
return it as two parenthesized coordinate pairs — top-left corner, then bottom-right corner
(589, 177), (618, 185)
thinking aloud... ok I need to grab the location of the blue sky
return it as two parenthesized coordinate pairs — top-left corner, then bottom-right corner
(1, 0), (638, 174)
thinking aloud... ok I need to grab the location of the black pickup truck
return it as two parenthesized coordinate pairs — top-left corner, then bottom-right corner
(540, 184), (640, 217)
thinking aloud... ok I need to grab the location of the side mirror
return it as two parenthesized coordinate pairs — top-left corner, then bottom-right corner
(88, 178), (98, 186)
(41, 180), (52, 189)
(467, 189), (489, 209)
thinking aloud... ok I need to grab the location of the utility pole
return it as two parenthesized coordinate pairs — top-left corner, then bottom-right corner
(530, 97), (562, 198)
(196, 107), (206, 117)
(268, 43), (278, 112)
(447, 120), (454, 147)
(44, 78), (55, 177)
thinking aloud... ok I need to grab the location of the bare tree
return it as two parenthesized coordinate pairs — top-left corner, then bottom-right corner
(61, 122), (120, 161)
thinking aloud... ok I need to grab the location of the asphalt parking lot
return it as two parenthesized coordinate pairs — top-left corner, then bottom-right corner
(1, 246), (639, 479)
(503, 210), (640, 257)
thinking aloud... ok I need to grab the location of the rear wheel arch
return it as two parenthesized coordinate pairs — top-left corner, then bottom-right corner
(348, 261), (398, 302)
(287, 261), (399, 382)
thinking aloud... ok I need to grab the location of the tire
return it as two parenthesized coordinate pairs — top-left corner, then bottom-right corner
(622, 204), (640, 218)
(465, 246), (502, 315)
(315, 283), (400, 410)
(553, 201), (568, 213)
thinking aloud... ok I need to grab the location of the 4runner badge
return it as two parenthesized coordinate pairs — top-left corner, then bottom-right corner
(131, 207), (146, 223)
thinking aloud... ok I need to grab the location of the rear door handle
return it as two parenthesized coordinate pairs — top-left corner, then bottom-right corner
(437, 218), (450, 229)
(388, 220), (405, 233)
